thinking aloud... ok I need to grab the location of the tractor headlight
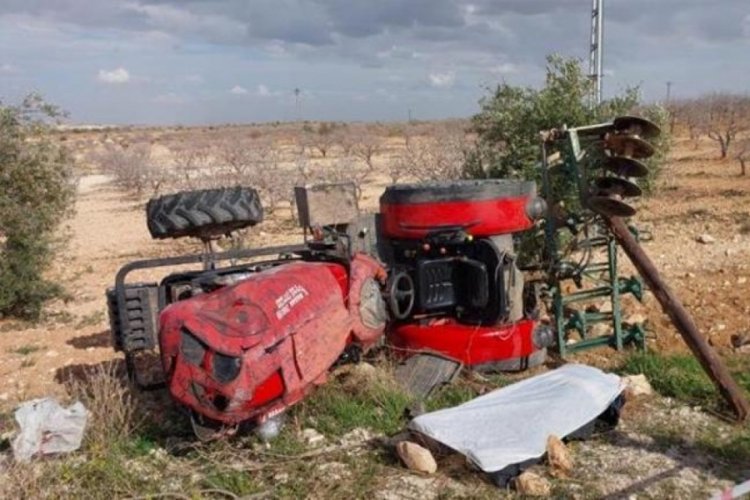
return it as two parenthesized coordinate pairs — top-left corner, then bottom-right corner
(532, 324), (555, 349)
(213, 352), (241, 383)
(181, 328), (206, 366)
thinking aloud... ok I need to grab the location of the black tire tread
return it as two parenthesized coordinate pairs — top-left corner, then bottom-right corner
(146, 186), (263, 240)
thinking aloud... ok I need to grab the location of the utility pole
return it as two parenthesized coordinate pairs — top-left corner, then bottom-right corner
(294, 88), (301, 121)
(589, 0), (604, 106)
(665, 81), (673, 104)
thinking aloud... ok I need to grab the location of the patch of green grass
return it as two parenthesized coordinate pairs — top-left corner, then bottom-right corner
(9, 344), (42, 356)
(425, 381), (478, 412)
(268, 426), (308, 455)
(642, 423), (750, 480)
(620, 352), (718, 405)
(55, 443), (164, 498)
(202, 468), (263, 496)
(270, 447), (387, 499)
(296, 377), (413, 437)
(124, 434), (158, 456)
(43, 310), (76, 325)
(620, 352), (750, 464)
(711, 430), (750, 465)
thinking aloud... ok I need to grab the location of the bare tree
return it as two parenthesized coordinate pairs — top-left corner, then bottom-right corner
(307, 122), (338, 158)
(394, 127), (470, 182)
(672, 99), (703, 149)
(254, 140), (289, 213)
(217, 139), (256, 180)
(351, 134), (382, 172)
(327, 156), (371, 201)
(171, 144), (211, 189)
(735, 138), (750, 176)
(700, 93), (750, 159)
(98, 143), (166, 196)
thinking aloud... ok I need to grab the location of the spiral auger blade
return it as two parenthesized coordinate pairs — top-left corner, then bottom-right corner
(587, 115), (661, 218)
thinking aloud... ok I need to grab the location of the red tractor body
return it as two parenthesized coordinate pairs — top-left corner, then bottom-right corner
(380, 180), (550, 370)
(108, 181), (550, 436)
(158, 255), (385, 426)
(388, 318), (537, 367)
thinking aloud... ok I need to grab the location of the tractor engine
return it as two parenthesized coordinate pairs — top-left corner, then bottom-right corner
(379, 180), (553, 370)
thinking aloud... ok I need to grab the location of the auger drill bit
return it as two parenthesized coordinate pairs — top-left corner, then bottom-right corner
(587, 116), (750, 421)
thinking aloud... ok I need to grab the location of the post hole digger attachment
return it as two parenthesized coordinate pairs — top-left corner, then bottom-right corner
(539, 116), (750, 421)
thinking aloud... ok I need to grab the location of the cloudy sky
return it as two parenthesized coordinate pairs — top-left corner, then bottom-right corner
(1, 0), (748, 125)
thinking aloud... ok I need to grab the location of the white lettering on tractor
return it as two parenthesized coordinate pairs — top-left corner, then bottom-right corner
(275, 284), (309, 319)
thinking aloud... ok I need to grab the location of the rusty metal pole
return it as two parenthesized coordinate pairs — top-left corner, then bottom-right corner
(605, 215), (750, 421)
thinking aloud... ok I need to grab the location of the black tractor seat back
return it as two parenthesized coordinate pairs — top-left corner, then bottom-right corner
(412, 238), (509, 325)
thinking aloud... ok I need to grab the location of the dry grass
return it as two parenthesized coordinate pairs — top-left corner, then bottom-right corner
(68, 362), (141, 452)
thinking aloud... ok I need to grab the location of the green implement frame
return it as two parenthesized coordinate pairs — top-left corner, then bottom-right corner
(540, 125), (646, 356)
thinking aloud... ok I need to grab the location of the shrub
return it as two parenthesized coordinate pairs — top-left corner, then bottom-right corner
(0, 94), (76, 320)
(466, 54), (668, 194)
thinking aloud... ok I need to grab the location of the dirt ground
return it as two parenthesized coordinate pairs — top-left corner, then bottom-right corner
(1, 127), (749, 497)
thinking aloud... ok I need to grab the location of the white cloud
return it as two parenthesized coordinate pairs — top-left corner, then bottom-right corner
(97, 67), (130, 84)
(428, 71), (455, 89)
(256, 84), (281, 97)
(184, 74), (204, 84)
(257, 84), (271, 97)
(230, 85), (248, 95)
(0, 63), (19, 74)
(153, 92), (186, 104)
(488, 63), (518, 75)
(123, 3), (246, 43)
(263, 41), (288, 57)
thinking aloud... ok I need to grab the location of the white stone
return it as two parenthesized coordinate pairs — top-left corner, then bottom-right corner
(396, 441), (438, 474)
(339, 427), (374, 447)
(546, 435), (573, 477)
(623, 374), (654, 397)
(300, 428), (326, 447)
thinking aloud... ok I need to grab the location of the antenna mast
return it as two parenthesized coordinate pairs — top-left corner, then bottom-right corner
(294, 88), (301, 121)
(589, 0), (604, 105)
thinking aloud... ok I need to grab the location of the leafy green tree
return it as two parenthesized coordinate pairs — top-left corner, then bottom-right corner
(0, 94), (76, 320)
(465, 54), (668, 191)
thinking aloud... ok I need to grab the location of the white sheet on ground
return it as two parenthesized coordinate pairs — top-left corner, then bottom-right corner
(409, 364), (624, 472)
(12, 398), (88, 462)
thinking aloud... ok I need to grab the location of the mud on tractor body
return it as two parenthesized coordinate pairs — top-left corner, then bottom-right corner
(107, 180), (549, 437)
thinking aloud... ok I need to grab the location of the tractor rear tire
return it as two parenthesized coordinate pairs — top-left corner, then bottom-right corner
(146, 186), (263, 240)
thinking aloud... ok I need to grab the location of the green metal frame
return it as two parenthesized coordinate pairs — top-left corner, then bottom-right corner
(542, 124), (646, 356)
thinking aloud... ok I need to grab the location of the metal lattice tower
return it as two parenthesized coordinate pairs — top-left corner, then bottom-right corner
(294, 88), (301, 121)
(589, 0), (604, 105)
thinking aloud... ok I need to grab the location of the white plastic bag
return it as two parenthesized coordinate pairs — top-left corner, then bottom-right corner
(409, 364), (623, 472)
(12, 398), (88, 462)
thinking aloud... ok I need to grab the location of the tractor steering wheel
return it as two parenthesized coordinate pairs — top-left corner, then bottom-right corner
(388, 271), (415, 320)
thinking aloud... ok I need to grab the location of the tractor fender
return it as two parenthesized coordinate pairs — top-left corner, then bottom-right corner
(347, 253), (388, 348)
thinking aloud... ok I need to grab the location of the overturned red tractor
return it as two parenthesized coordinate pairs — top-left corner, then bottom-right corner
(107, 180), (549, 436)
